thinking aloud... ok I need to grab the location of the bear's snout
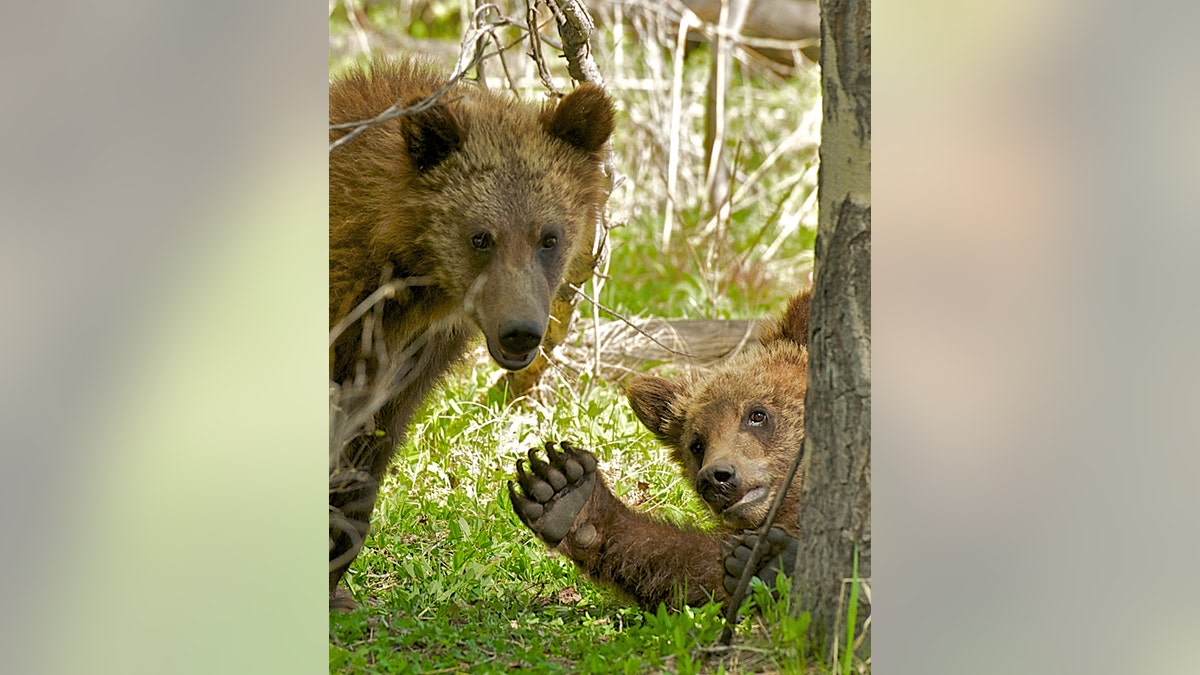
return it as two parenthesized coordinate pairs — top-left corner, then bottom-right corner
(697, 462), (741, 507)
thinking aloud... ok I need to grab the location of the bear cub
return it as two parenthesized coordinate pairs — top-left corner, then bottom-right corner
(510, 290), (811, 608)
(329, 58), (615, 602)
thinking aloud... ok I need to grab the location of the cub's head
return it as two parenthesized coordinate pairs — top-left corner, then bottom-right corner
(396, 82), (615, 370)
(625, 291), (810, 530)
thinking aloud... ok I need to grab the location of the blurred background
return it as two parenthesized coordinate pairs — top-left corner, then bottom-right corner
(1, 0), (1199, 673)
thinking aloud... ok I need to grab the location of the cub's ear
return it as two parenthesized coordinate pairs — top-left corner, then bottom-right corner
(762, 289), (812, 347)
(625, 375), (684, 443)
(541, 84), (615, 154)
(403, 102), (466, 172)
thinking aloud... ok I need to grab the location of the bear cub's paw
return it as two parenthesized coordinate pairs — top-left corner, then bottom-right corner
(721, 527), (800, 597)
(509, 441), (598, 548)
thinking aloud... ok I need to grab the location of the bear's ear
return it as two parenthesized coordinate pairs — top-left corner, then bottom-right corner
(763, 289), (812, 347)
(541, 84), (615, 154)
(403, 102), (465, 172)
(625, 375), (684, 443)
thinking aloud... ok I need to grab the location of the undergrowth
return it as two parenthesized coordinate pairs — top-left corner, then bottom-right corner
(330, 361), (863, 673)
(329, 2), (866, 672)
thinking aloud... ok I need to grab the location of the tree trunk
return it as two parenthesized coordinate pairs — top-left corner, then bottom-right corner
(791, 0), (870, 657)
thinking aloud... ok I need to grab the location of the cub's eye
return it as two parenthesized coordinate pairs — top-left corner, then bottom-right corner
(471, 233), (493, 251)
(540, 234), (558, 250)
(747, 407), (769, 426)
(688, 439), (704, 458)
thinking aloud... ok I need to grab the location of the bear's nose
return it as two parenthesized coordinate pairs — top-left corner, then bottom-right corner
(498, 323), (543, 356)
(697, 462), (740, 505)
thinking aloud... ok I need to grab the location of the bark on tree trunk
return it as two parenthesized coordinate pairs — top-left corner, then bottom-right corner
(791, 0), (870, 657)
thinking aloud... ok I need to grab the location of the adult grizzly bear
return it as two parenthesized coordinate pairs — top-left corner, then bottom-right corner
(509, 290), (810, 609)
(330, 58), (615, 602)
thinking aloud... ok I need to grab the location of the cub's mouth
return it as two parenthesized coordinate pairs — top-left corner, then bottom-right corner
(487, 340), (539, 371)
(719, 485), (774, 528)
(725, 486), (770, 513)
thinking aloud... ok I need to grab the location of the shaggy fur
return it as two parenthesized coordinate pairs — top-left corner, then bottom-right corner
(330, 58), (615, 597)
(510, 290), (810, 608)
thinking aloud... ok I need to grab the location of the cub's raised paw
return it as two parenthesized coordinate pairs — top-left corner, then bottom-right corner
(508, 441), (597, 547)
(721, 527), (799, 597)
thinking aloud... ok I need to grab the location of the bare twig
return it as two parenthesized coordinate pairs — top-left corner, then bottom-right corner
(330, 309), (463, 467)
(526, 1), (563, 96)
(718, 438), (805, 646)
(489, 29), (519, 92)
(329, 276), (434, 347)
(704, 0), (752, 214)
(567, 282), (730, 360)
(342, 0), (371, 56)
(329, 5), (511, 151)
(662, 8), (697, 250)
(544, 0), (606, 87)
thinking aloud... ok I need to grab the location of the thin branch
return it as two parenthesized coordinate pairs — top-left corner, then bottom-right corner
(329, 505), (370, 571)
(526, 1), (563, 96)
(330, 310), (461, 466)
(566, 282), (735, 360)
(489, 29), (519, 92)
(329, 276), (434, 347)
(329, 5), (511, 151)
(718, 436), (805, 646)
(662, 9), (695, 250)
(544, 0), (606, 87)
(342, 0), (371, 56)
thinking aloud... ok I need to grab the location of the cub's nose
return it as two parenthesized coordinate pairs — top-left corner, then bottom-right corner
(498, 323), (543, 356)
(697, 462), (740, 505)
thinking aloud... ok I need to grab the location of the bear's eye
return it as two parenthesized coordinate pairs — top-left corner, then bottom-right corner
(688, 438), (704, 458)
(540, 234), (558, 250)
(747, 407), (769, 426)
(471, 233), (493, 251)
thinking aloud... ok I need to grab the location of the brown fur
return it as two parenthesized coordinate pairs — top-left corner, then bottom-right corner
(330, 58), (615, 595)
(511, 291), (811, 608)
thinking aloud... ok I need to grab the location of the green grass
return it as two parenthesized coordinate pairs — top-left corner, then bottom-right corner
(329, 361), (866, 673)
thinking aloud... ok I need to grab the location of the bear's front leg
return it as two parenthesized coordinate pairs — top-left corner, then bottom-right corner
(510, 440), (727, 609)
(508, 440), (599, 548)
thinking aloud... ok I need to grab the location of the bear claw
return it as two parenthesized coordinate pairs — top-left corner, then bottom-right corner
(515, 460), (555, 503)
(528, 448), (568, 491)
(508, 481), (545, 522)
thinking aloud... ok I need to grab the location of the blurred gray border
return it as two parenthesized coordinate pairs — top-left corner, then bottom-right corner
(2, 1), (1199, 673)
(0, 2), (328, 674)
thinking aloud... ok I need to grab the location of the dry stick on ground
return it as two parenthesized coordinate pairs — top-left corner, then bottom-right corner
(562, 317), (760, 380)
(566, 282), (717, 360)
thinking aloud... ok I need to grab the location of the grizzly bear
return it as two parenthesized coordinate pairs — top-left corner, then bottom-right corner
(509, 290), (810, 609)
(329, 58), (616, 602)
